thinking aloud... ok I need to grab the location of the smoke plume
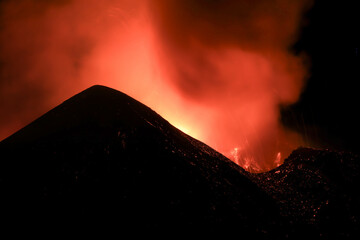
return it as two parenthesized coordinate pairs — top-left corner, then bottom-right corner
(0, 0), (312, 171)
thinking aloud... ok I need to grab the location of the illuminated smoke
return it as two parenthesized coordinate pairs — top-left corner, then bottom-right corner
(149, 0), (312, 171)
(0, 0), (312, 171)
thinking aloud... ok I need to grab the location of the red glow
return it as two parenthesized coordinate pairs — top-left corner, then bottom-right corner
(0, 0), (312, 172)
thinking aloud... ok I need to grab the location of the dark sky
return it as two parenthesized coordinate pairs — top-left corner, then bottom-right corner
(282, 0), (360, 153)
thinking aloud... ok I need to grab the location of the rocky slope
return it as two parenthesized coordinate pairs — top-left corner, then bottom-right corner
(0, 85), (282, 236)
(249, 147), (360, 238)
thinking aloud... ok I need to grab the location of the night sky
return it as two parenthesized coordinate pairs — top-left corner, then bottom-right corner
(282, 0), (360, 154)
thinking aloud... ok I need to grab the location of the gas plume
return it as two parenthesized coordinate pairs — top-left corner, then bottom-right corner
(0, 0), (312, 171)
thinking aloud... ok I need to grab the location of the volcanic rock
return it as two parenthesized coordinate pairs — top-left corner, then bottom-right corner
(250, 147), (360, 238)
(0, 85), (282, 236)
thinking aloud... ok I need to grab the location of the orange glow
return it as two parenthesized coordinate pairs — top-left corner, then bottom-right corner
(0, 0), (312, 171)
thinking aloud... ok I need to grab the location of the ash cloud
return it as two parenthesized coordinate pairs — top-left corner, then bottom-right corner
(0, 0), (312, 171)
(0, 0), (144, 139)
(148, 0), (313, 170)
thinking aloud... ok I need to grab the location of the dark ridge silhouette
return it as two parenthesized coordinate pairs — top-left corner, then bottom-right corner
(250, 147), (360, 238)
(0, 85), (283, 236)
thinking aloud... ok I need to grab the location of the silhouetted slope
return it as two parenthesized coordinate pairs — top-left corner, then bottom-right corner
(250, 147), (360, 238)
(0, 85), (282, 235)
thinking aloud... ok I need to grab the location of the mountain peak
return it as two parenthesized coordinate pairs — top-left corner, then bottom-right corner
(87, 84), (113, 91)
(73, 84), (130, 100)
(0, 85), (280, 234)
(1, 85), (163, 145)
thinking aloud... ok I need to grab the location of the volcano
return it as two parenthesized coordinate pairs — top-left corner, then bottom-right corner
(1, 85), (359, 238)
(0, 85), (281, 236)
